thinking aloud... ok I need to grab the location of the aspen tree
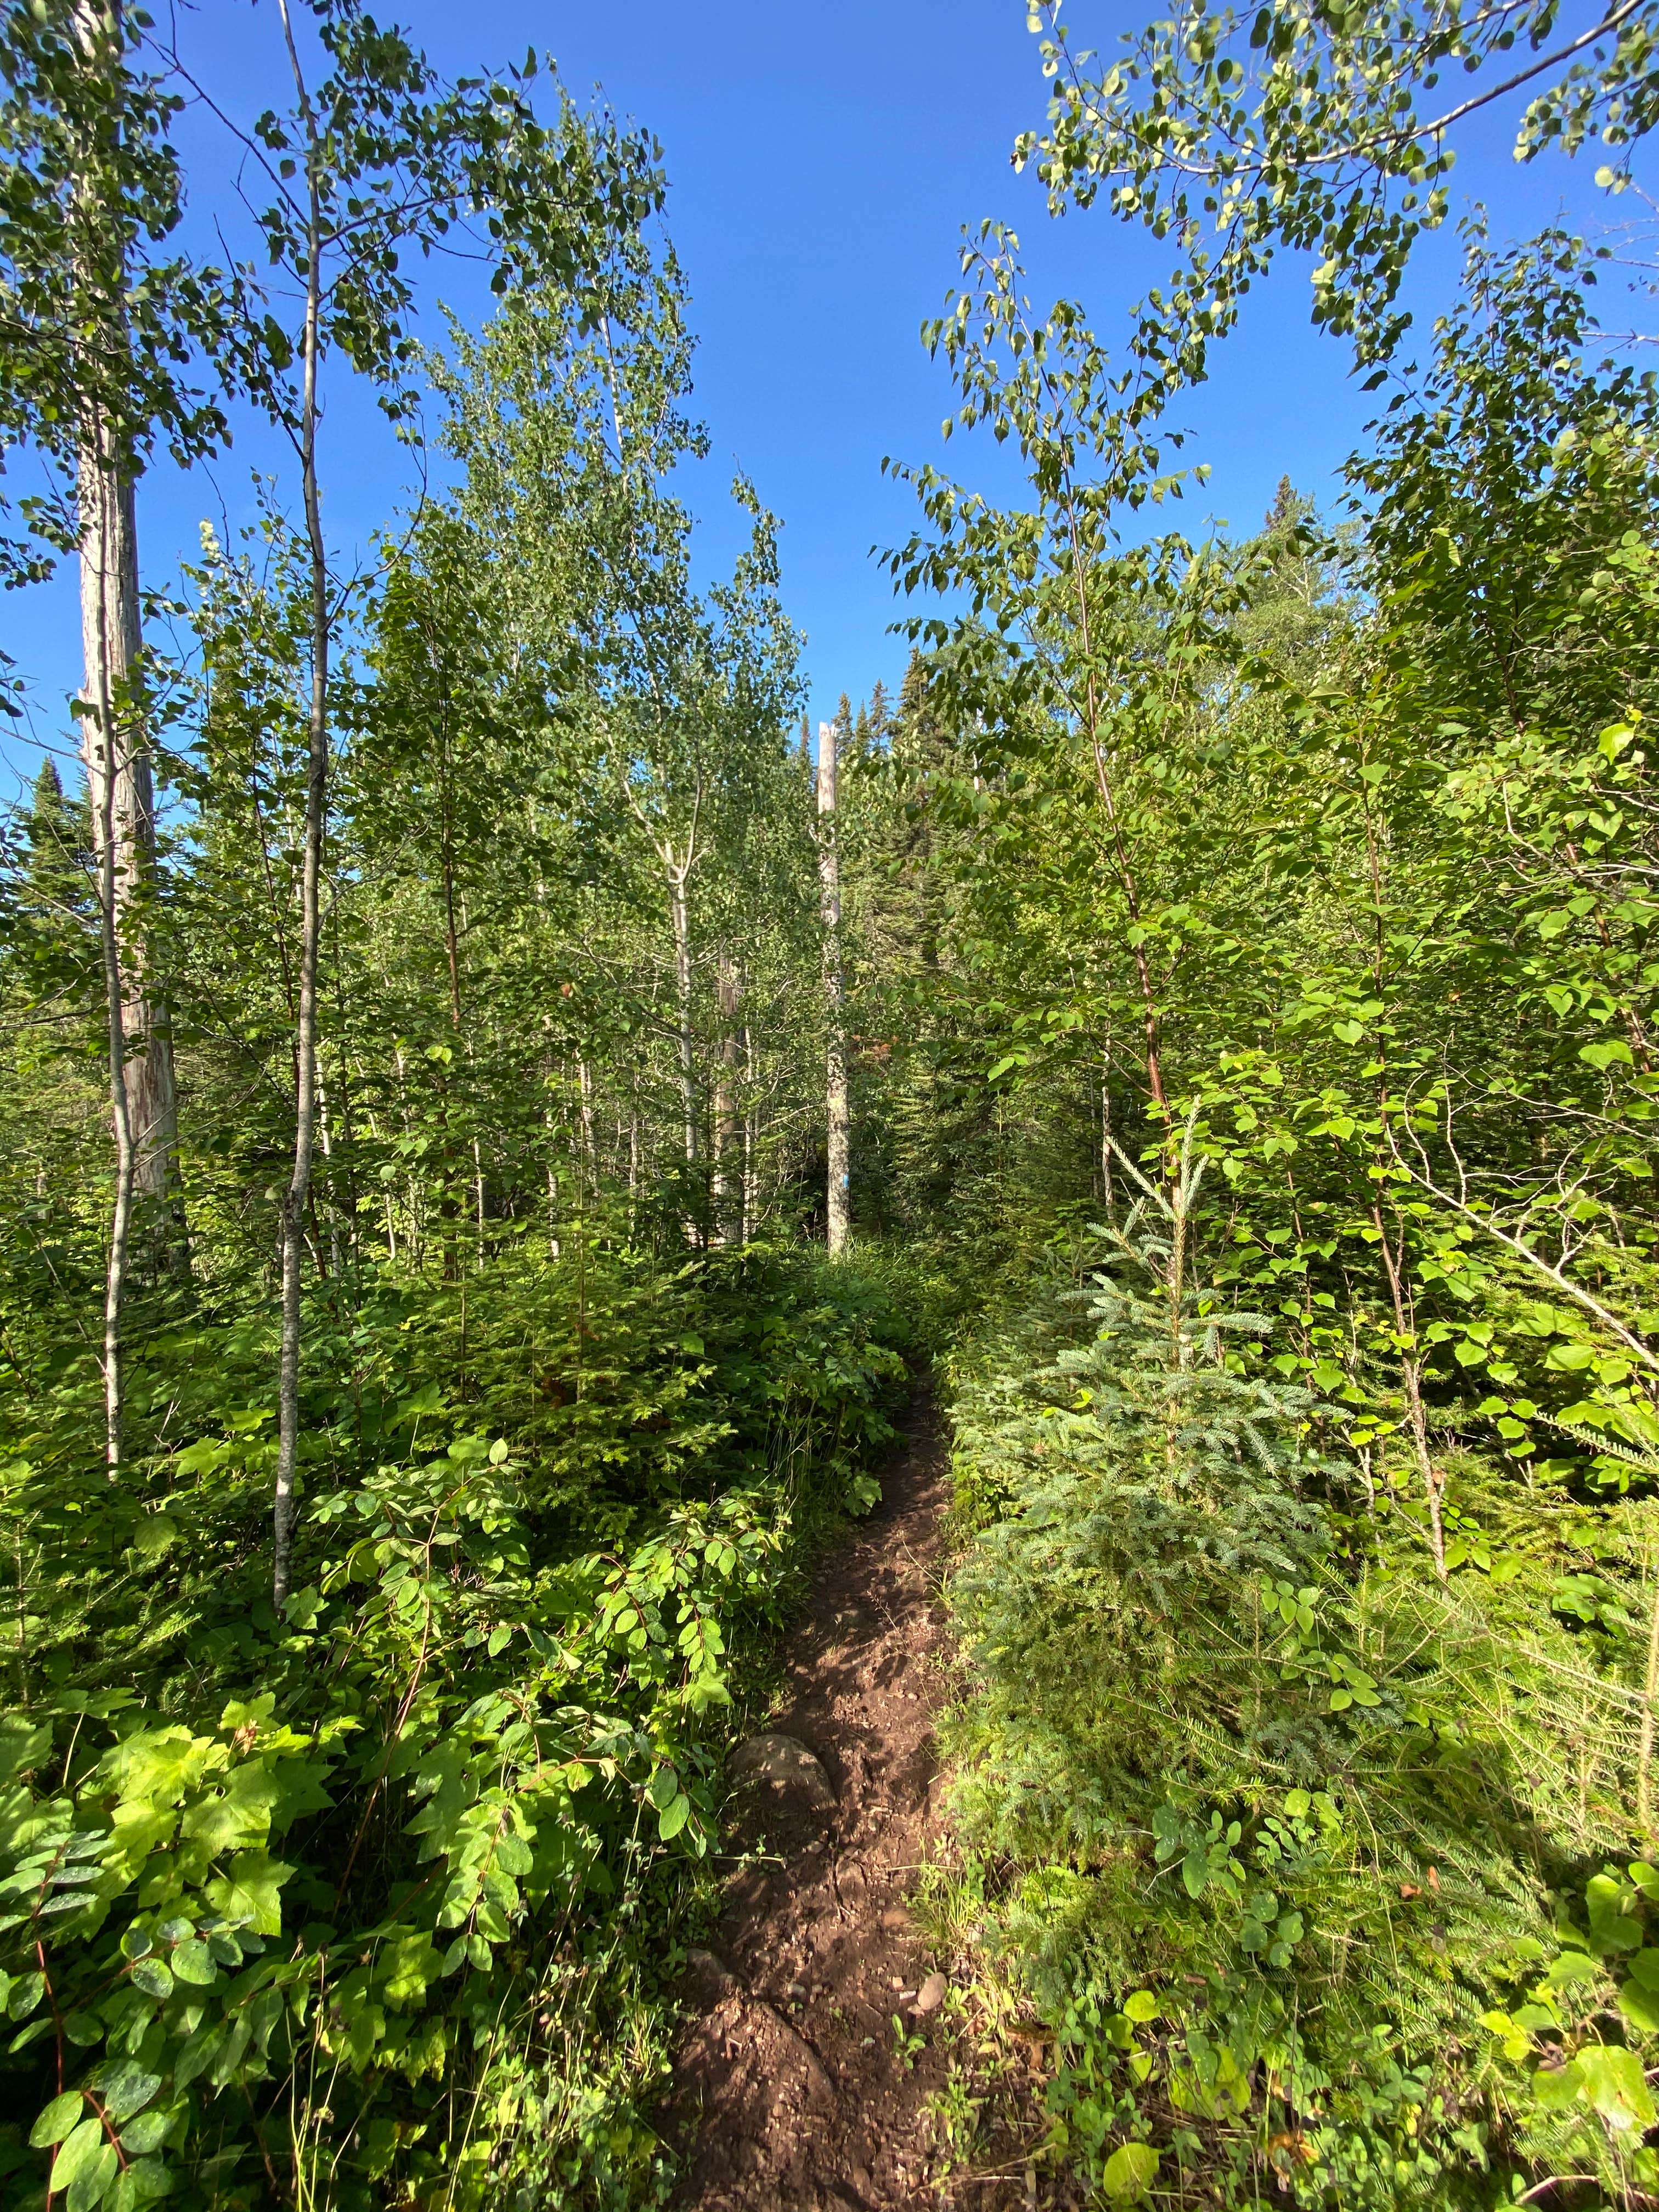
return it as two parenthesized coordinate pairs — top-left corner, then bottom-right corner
(70, 0), (186, 1471)
(713, 950), (744, 1241)
(817, 716), (850, 1256)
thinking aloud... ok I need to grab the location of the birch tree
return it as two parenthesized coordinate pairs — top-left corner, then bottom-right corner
(215, 0), (661, 1606)
(0, 0), (226, 1460)
(818, 714), (850, 1255)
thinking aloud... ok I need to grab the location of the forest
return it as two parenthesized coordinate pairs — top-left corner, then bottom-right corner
(4, 0), (1659, 2206)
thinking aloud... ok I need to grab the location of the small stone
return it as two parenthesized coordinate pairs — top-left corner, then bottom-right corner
(914, 1971), (949, 2014)
(685, 1948), (738, 2006)
(878, 1906), (911, 1931)
(727, 1733), (837, 1810)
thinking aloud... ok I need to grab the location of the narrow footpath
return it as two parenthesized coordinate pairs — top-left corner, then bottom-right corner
(667, 1400), (1066, 2211)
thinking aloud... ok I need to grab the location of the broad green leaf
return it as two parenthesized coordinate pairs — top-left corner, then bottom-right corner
(115, 2110), (172, 2157)
(170, 1939), (217, 1988)
(93, 2062), (161, 2122)
(1575, 2043), (1655, 2133)
(51, 2118), (110, 2191)
(205, 1849), (292, 1937)
(1587, 1873), (1643, 1954)
(30, 2091), (84, 2147)
(8, 1970), (43, 2019)
(1102, 2142), (1160, 2200)
(128, 1957), (173, 2001)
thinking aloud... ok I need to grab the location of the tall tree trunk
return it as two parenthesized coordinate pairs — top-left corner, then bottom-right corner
(273, 1), (328, 1610)
(743, 1020), (758, 1243)
(669, 863), (698, 1167)
(1372, 1199), (1447, 1582)
(77, 443), (183, 1227)
(80, 459), (135, 1475)
(817, 719), (850, 1256)
(72, 1), (186, 1471)
(438, 724), (463, 1282)
(713, 952), (743, 1243)
(578, 1059), (596, 1191)
(1099, 1041), (1115, 1211)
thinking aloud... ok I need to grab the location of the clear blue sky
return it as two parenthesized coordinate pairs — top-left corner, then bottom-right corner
(0, 0), (1637, 787)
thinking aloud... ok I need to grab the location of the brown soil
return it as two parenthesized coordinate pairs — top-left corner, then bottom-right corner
(665, 1397), (1072, 2211)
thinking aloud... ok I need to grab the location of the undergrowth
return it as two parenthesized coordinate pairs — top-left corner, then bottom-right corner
(0, 1233), (911, 2212)
(938, 1136), (1659, 2209)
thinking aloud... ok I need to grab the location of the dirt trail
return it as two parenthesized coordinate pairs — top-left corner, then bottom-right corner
(667, 1399), (1057, 2211)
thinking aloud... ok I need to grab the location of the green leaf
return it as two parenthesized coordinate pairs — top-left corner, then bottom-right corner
(1580, 1040), (1634, 1071)
(94, 2063), (161, 2123)
(115, 2110), (172, 2158)
(1541, 1950), (1600, 1989)
(656, 1791), (691, 1840)
(1102, 2142), (1160, 2200)
(0, 1720), (53, 1785)
(1587, 1872), (1643, 1954)
(128, 1957), (173, 2001)
(1121, 1989), (1160, 2022)
(30, 2092), (84, 2148)
(205, 1849), (292, 1937)
(51, 2118), (111, 2192)
(1575, 2042), (1656, 2133)
(180, 1759), (281, 1856)
(170, 1939), (217, 1987)
(110, 2157), (174, 2211)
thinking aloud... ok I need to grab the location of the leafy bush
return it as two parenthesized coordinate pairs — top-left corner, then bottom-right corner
(942, 1139), (1659, 2206)
(0, 1238), (907, 2212)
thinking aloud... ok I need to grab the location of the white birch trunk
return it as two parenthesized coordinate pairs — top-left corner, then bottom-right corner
(713, 953), (743, 1243)
(669, 865), (698, 1166)
(817, 719), (850, 1257)
(273, 0), (328, 1610)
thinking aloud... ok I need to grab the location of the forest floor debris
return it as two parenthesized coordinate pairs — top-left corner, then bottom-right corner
(666, 1398), (1073, 2211)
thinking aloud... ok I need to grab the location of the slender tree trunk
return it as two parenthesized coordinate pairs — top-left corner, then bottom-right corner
(578, 1059), (596, 1191)
(669, 864), (698, 1166)
(1061, 501), (1166, 1113)
(818, 719), (850, 1256)
(273, 15), (328, 1611)
(473, 1137), (486, 1271)
(713, 953), (743, 1243)
(742, 1016), (757, 1243)
(1638, 1543), (1659, 1841)
(81, 492), (134, 1475)
(316, 1057), (343, 1285)
(1100, 1042), (1115, 1211)
(77, 445), (183, 1225)
(71, 3), (185, 1469)
(438, 737), (463, 1282)
(1373, 1200), (1447, 1582)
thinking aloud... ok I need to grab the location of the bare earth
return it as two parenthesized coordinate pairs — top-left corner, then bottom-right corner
(665, 1398), (1072, 2211)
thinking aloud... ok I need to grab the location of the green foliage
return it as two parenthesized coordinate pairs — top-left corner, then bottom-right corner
(943, 1189), (1659, 2204)
(1017, 0), (1659, 383)
(872, 185), (1659, 2205)
(0, 1238), (907, 2210)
